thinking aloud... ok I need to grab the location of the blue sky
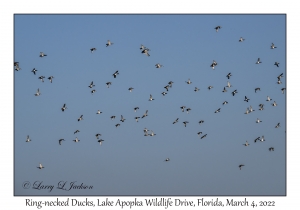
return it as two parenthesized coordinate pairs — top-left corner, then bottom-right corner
(13, 14), (286, 196)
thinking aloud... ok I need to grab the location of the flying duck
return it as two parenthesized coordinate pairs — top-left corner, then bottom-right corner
(222, 101), (228, 105)
(256, 118), (262, 123)
(186, 108), (191, 114)
(197, 132), (203, 136)
(208, 86), (213, 90)
(275, 123), (280, 128)
(277, 79), (282, 84)
(149, 130), (156, 136)
(120, 115), (126, 122)
(239, 164), (244, 170)
(239, 37), (245, 42)
(142, 110), (148, 118)
(232, 89), (238, 96)
(112, 70), (119, 78)
(165, 158), (170, 162)
(48, 76), (54, 83)
(88, 81), (95, 88)
(222, 87), (227, 93)
(61, 104), (67, 112)
(39, 52), (47, 57)
(226, 73), (232, 79)
(140, 44), (145, 50)
(38, 76), (45, 82)
(258, 104), (264, 111)
(96, 110), (102, 114)
(74, 130), (80, 134)
(14, 62), (19, 67)
(34, 88), (41, 96)
(180, 106), (186, 112)
(106, 40), (113, 47)
(270, 43), (277, 49)
(274, 62), (280, 67)
(173, 118), (179, 124)
(73, 137), (80, 143)
(149, 94), (155, 101)
(91, 89), (96, 94)
(134, 107), (139, 112)
(199, 120), (204, 125)
(249, 105), (255, 112)
(226, 81), (232, 88)
(155, 63), (163, 68)
(255, 58), (262, 64)
(254, 137), (261, 142)
(272, 101), (277, 106)
(266, 96), (272, 101)
(128, 87), (134, 92)
(110, 115), (116, 120)
(201, 134), (207, 139)
(78, 115), (83, 121)
(194, 87), (200, 92)
(37, 163), (44, 169)
(98, 139), (105, 145)
(90, 48), (96, 53)
(210, 60), (218, 69)
(141, 48), (150, 57)
(281, 88), (286, 94)
(244, 96), (250, 102)
(255, 87), (261, 93)
(135, 116), (140, 122)
(243, 141), (250, 146)
(244, 108), (250, 114)
(26, 135), (31, 142)
(164, 85), (170, 91)
(95, 133), (101, 139)
(31, 68), (38, 75)
(260, 135), (265, 142)
(214, 26), (221, 32)
(277, 73), (284, 80)
(106, 82), (112, 88)
(115, 123), (120, 128)
(58, 139), (65, 145)
(183, 121), (189, 127)
(269, 147), (274, 151)
(214, 108), (221, 113)
(161, 92), (167, 96)
(185, 78), (192, 84)
(15, 66), (22, 71)
(168, 81), (174, 87)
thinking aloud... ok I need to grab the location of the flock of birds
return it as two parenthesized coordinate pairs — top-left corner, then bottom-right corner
(16, 27), (285, 171)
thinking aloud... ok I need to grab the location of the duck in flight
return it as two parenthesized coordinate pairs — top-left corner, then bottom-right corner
(78, 115), (83, 121)
(26, 135), (31, 142)
(98, 139), (105, 145)
(112, 70), (119, 78)
(149, 94), (155, 101)
(73, 137), (80, 143)
(120, 115), (126, 122)
(106, 40), (113, 47)
(37, 163), (44, 169)
(61, 104), (67, 112)
(34, 88), (41, 96)
(31, 68), (38, 75)
(88, 81), (95, 88)
(239, 164), (244, 170)
(173, 118), (179, 124)
(215, 26), (221, 32)
(255, 58), (262, 64)
(48, 76), (54, 83)
(39, 52), (47, 57)
(90, 48), (96, 53)
(58, 139), (65, 145)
